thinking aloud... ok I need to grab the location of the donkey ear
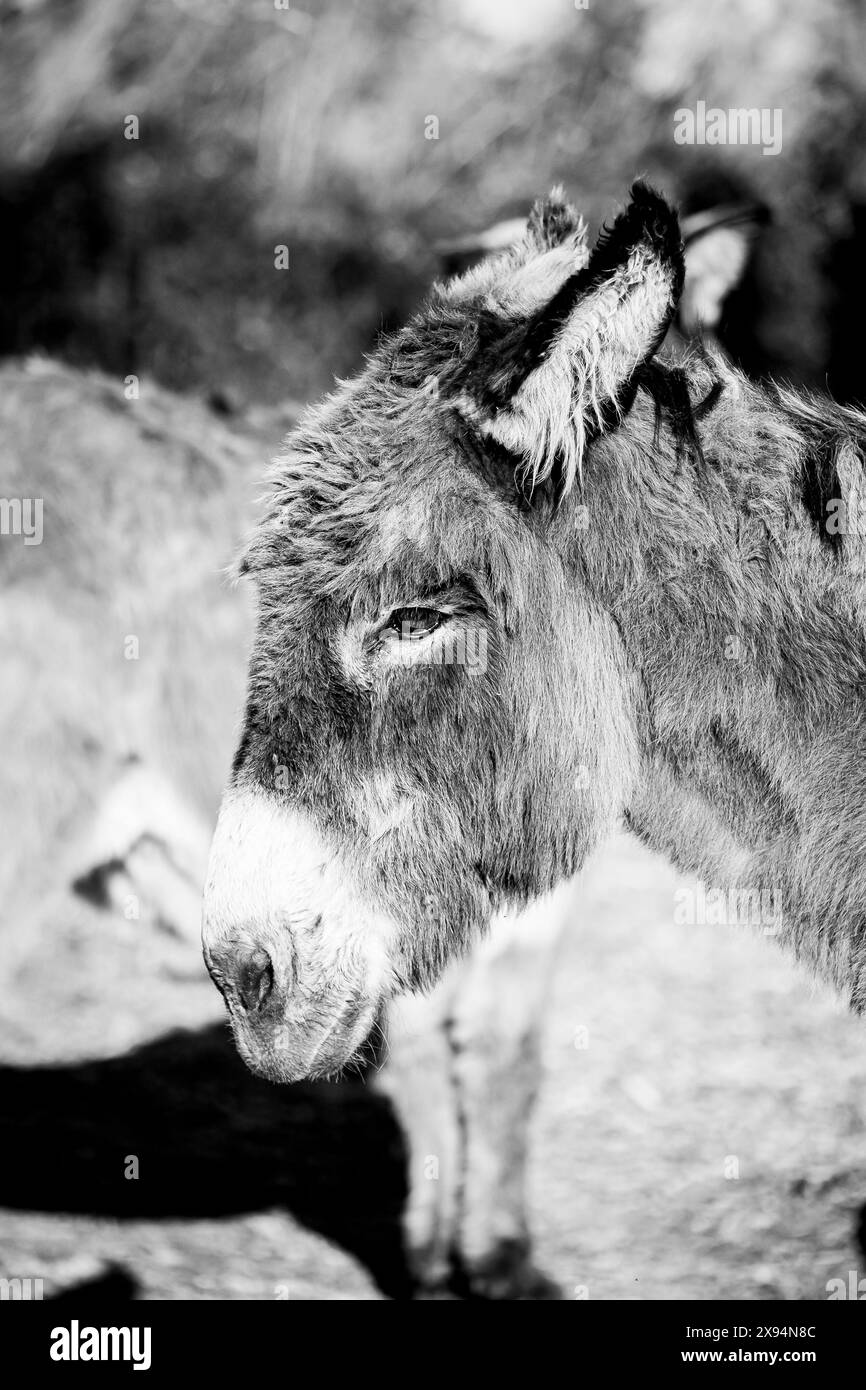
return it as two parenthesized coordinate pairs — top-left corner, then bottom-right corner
(441, 183), (684, 494)
(435, 188), (586, 276)
(525, 185), (588, 253)
(679, 202), (769, 335)
(434, 187), (589, 309)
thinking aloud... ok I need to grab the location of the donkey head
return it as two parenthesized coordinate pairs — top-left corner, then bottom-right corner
(202, 183), (686, 1081)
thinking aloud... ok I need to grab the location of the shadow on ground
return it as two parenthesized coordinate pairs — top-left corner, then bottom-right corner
(0, 1026), (411, 1299)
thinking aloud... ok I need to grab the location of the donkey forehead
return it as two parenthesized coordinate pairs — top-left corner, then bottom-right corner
(243, 389), (527, 605)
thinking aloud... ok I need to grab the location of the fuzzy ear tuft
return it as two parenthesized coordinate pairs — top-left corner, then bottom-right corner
(433, 188), (590, 313)
(526, 186), (588, 252)
(440, 182), (685, 496)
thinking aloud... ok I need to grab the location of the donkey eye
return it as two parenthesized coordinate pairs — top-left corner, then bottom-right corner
(386, 607), (443, 639)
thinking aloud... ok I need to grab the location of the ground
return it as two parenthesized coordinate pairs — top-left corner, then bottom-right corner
(1, 832), (864, 1301)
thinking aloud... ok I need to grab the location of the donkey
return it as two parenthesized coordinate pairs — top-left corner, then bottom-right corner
(203, 180), (866, 1282)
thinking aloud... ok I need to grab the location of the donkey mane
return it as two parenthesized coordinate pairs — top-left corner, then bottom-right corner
(614, 350), (866, 570)
(619, 354), (716, 467)
(773, 385), (866, 556)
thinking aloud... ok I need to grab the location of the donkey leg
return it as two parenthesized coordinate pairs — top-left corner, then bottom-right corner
(448, 882), (575, 1300)
(379, 982), (462, 1296)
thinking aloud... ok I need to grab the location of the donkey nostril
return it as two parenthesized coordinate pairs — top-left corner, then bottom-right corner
(235, 946), (274, 1013)
(207, 943), (275, 1014)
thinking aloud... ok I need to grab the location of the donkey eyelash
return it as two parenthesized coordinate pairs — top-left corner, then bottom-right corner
(367, 578), (490, 652)
(383, 606), (446, 640)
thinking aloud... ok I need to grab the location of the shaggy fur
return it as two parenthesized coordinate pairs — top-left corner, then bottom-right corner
(206, 181), (866, 1088)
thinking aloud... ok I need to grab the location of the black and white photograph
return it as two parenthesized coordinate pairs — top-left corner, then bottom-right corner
(2, 0), (866, 1346)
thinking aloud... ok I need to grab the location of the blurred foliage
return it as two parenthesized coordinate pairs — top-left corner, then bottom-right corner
(0, 0), (864, 402)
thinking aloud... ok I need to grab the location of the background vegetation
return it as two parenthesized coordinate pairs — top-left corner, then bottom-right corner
(1, 0), (864, 403)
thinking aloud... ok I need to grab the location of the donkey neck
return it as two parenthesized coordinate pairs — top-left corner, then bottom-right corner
(575, 366), (866, 1006)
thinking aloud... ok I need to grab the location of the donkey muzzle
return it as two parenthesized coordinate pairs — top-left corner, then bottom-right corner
(202, 788), (396, 1081)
